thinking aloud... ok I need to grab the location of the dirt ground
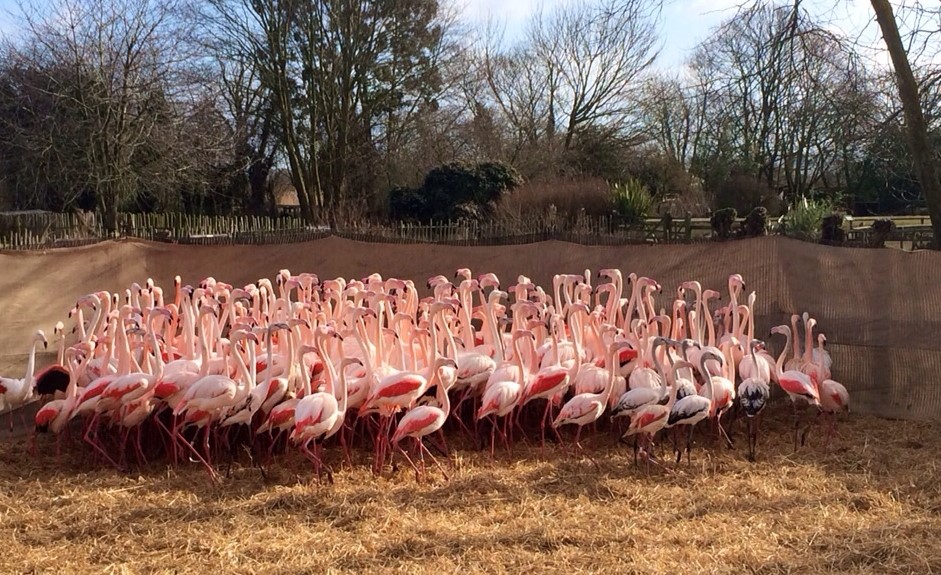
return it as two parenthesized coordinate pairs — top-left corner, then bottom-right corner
(1, 406), (938, 575)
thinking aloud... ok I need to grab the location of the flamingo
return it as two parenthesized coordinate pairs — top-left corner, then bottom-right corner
(35, 344), (90, 438)
(477, 329), (532, 455)
(0, 330), (46, 429)
(34, 322), (71, 398)
(698, 347), (735, 449)
(770, 324), (821, 451)
(172, 330), (257, 481)
(666, 359), (711, 464)
(814, 333), (849, 445)
(291, 326), (355, 482)
(622, 366), (677, 474)
(552, 340), (631, 464)
(390, 357), (459, 482)
(737, 339), (771, 462)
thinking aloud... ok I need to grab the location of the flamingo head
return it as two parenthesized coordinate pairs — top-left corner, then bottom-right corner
(478, 273), (500, 289)
(34, 330), (48, 349)
(454, 268), (472, 281)
(770, 325), (789, 338)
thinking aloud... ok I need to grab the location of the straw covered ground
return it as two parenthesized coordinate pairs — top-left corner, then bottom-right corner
(1, 408), (940, 575)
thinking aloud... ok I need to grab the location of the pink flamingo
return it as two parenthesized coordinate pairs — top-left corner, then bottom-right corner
(622, 357), (679, 474)
(291, 327), (356, 482)
(552, 340), (631, 464)
(34, 322), (71, 398)
(814, 333), (849, 444)
(476, 330), (533, 454)
(172, 330), (256, 481)
(698, 346), (735, 448)
(770, 324), (821, 450)
(35, 344), (91, 444)
(390, 357), (459, 482)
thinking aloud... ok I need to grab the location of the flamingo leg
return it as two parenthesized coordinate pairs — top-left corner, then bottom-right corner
(396, 442), (421, 480)
(83, 413), (124, 471)
(792, 402), (801, 452)
(488, 417), (497, 457)
(672, 427), (681, 464)
(500, 416), (512, 454)
(800, 410), (821, 448)
(573, 426), (600, 469)
(299, 440), (327, 483)
(338, 425), (354, 470)
(419, 439), (450, 481)
(745, 418), (756, 462)
(177, 424), (220, 483)
(315, 441), (334, 484)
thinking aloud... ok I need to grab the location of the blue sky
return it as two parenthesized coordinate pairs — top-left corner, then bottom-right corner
(0, 0), (878, 70)
(463, 0), (879, 69)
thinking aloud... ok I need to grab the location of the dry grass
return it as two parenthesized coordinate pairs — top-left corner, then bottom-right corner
(2, 407), (941, 575)
(499, 176), (614, 221)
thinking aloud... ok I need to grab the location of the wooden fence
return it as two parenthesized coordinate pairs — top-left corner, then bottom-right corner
(0, 210), (934, 250)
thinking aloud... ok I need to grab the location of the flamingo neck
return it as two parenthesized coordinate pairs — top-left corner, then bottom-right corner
(775, 328), (789, 377)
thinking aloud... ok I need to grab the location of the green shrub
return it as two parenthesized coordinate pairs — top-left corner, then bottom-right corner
(388, 161), (523, 222)
(388, 186), (429, 222)
(784, 196), (834, 241)
(611, 178), (653, 224)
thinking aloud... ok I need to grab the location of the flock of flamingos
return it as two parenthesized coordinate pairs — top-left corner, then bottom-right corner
(0, 268), (850, 482)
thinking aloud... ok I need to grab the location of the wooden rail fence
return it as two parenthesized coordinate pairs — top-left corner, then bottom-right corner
(0, 211), (934, 250)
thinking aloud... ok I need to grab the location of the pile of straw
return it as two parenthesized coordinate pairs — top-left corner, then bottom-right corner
(2, 410), (939, 574)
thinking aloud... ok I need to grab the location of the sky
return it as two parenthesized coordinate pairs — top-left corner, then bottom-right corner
(0, 0), (884, 70)
(461, 0), (881, 70)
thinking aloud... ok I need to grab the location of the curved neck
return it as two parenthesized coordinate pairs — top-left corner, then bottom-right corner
(775, 328), (789, 376)
(489, 297), (507, 361)
(729, 281), (741, 336)
(625, 279), (641, 326)
(83, 301), (102, 344)
(435, 366), (450, 415)
(746, 294), (756, 342)
(24, 338), (40, 385)
(599, 346), (619, 405)
(336, 359), (348, 414)
(512, 335), (528, 381)
(459, 283), (475, 348)
(147, 314), (164, 378)
(354, 317), (376, 375)
(693, 284), (704, 344)
(803, 317), (814, 364)
(232, 340), (252, 398)
(702, 296), (716, 347)
(317, 335), (338, 397)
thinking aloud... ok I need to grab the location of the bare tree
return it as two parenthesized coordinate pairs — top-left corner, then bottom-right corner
(871, 0), (941, 247)
(529, 0), (661, 151)
(203, 0), (454, 225)
(0, 0), (224, 228)
(640, 75), (701, 171)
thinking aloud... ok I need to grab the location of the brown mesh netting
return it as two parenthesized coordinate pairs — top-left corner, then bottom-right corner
(2, 236), (936, 419)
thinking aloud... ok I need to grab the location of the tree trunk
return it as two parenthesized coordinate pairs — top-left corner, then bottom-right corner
(871, 0), (941, 249)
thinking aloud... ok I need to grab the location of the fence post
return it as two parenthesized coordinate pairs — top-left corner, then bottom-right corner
(684, 213), (692, 242)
